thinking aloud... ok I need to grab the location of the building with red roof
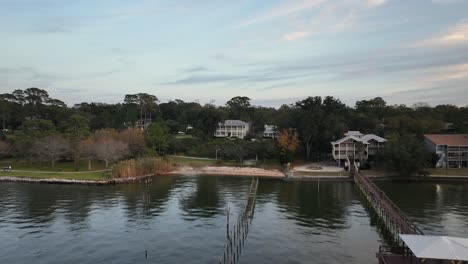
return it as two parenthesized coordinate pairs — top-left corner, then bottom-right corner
(424, 134), (468, 168)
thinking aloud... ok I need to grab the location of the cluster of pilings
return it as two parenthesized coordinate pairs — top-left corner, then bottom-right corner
(219, 178), (259, 264)
(353, 168), (423, 245)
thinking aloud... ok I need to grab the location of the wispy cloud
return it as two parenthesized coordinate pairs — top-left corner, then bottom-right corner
(236, 0), (326, 28)
(432, 0), (462, 4)
(280, 0), (387, 41)
(182, 66), (210, 73)
(411, 21), (468, 47)
(419, 63), (468, 83)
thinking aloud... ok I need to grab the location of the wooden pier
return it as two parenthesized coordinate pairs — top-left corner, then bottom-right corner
(347, 156), (430, 263)
(219, 177), (259, 264)
(349, 157), (423, 242)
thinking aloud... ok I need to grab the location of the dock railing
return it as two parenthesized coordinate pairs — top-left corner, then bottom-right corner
(351, 158), (423, 239)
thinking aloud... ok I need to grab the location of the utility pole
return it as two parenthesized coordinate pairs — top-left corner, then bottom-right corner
(216, 149), (221, 160)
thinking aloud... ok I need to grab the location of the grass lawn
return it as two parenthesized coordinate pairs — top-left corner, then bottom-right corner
(0, 171), (110, 180)
(0, 159), (111, 181)
(428, 168), (468, 176)
(175, 135), (195, 139)
(0, 160), (108, 172)
(167, 156), (281, 169)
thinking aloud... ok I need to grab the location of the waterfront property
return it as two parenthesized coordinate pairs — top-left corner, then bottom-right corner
(424, 134), (468, 168)
(263, 125), (277, 138)
(214, 120), (250, 139)
(331, 131), (386, 167)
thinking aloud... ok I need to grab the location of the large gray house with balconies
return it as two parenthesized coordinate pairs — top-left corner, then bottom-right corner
(331, 131), (386, 167)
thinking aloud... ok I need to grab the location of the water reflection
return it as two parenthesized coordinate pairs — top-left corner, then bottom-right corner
(179, 176), (224, 219)
(378, 181), (468, 236)
(0, 178), (466, 264)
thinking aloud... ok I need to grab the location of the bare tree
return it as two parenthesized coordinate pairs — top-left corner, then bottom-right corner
(119, 128), (145, 157)
(92, 139), (128, 168)
(0, 140), (11, 158)
(78, 138), (95, 170)
(31, 135), (70, 167)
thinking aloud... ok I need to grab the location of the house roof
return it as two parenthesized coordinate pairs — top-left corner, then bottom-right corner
(264, 125), (276, 134)
(331, 135), (369, 145)
(331, 133), (386, 145)
(219, 120), (248, 126)
(424, 134), (468, 146)
(400, 235), (468, 261)
(362, 134), (387, 143)
(345, 131), (363, 137)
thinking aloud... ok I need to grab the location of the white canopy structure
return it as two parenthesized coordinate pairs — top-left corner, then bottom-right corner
(400, 234), (468, 261)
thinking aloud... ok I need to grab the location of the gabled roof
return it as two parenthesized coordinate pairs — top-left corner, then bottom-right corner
(362, 134), (387, 143)
(331, 133), (386, 145)
(425, 134), (468, 146)
(331, 135), (369, 145)
(345, 131), (363, 137)
(219, 120), (248, 126)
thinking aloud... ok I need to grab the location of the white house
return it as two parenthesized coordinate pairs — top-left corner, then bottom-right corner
(331, 131), (386, 167)
(424, 134), (468, 168)
(263, 125), (277, 138)
(215, 120), (250, 139)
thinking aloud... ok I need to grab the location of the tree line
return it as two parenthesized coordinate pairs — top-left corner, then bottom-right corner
(1, 88), (467, 175)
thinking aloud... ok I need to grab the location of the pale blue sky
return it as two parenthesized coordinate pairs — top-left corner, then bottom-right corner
(1, 0), (467, 107)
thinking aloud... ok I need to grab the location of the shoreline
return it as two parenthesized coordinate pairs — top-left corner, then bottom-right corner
(1, 166), (468, 185)
(0, 174), (156, 185)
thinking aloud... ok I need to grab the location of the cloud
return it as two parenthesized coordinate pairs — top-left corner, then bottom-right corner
(432, 0), (462, 3)
(419, 63), (468, 83)
(182, 66), (210, 73)
(236, 0), (326, 28)
(281, 0), (386, 41)
(366, 0), (387, 6)
(411, 21), (468, 47)
(283, 31), (310, 41)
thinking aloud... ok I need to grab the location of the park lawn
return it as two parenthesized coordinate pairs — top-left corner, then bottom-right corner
(428, 168), (468, 176)
(0, 171), (110, 180)
(1, 160), (108, 172)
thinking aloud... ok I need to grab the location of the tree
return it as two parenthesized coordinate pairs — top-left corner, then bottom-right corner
(195, 104), (224, 138)
(119, 128), (146, 157)
(24, 87), (50, 105)
(0, 140), (11, 158)
(31, 135), (70, 167)
(223, 139), (248, 163)
(226, 96), (251, 120)
(145, 120), (170, 154)
(124, 93), (159, 125)
(293, 96), (347, 160)
(355, 97), (387, 120)
(78, 138), (96, 170)
(19, 119), (55, 137)
(61, 115), (91, 140)
(277, 128), (299, 164)
(92, 138), (128, 168)
(381, 133), (430, 177)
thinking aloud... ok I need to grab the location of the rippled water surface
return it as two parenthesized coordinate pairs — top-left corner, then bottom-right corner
(0, 176), (467, 264)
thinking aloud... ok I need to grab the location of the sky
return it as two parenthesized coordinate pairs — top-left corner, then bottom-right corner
(0, 0), (467, 107)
